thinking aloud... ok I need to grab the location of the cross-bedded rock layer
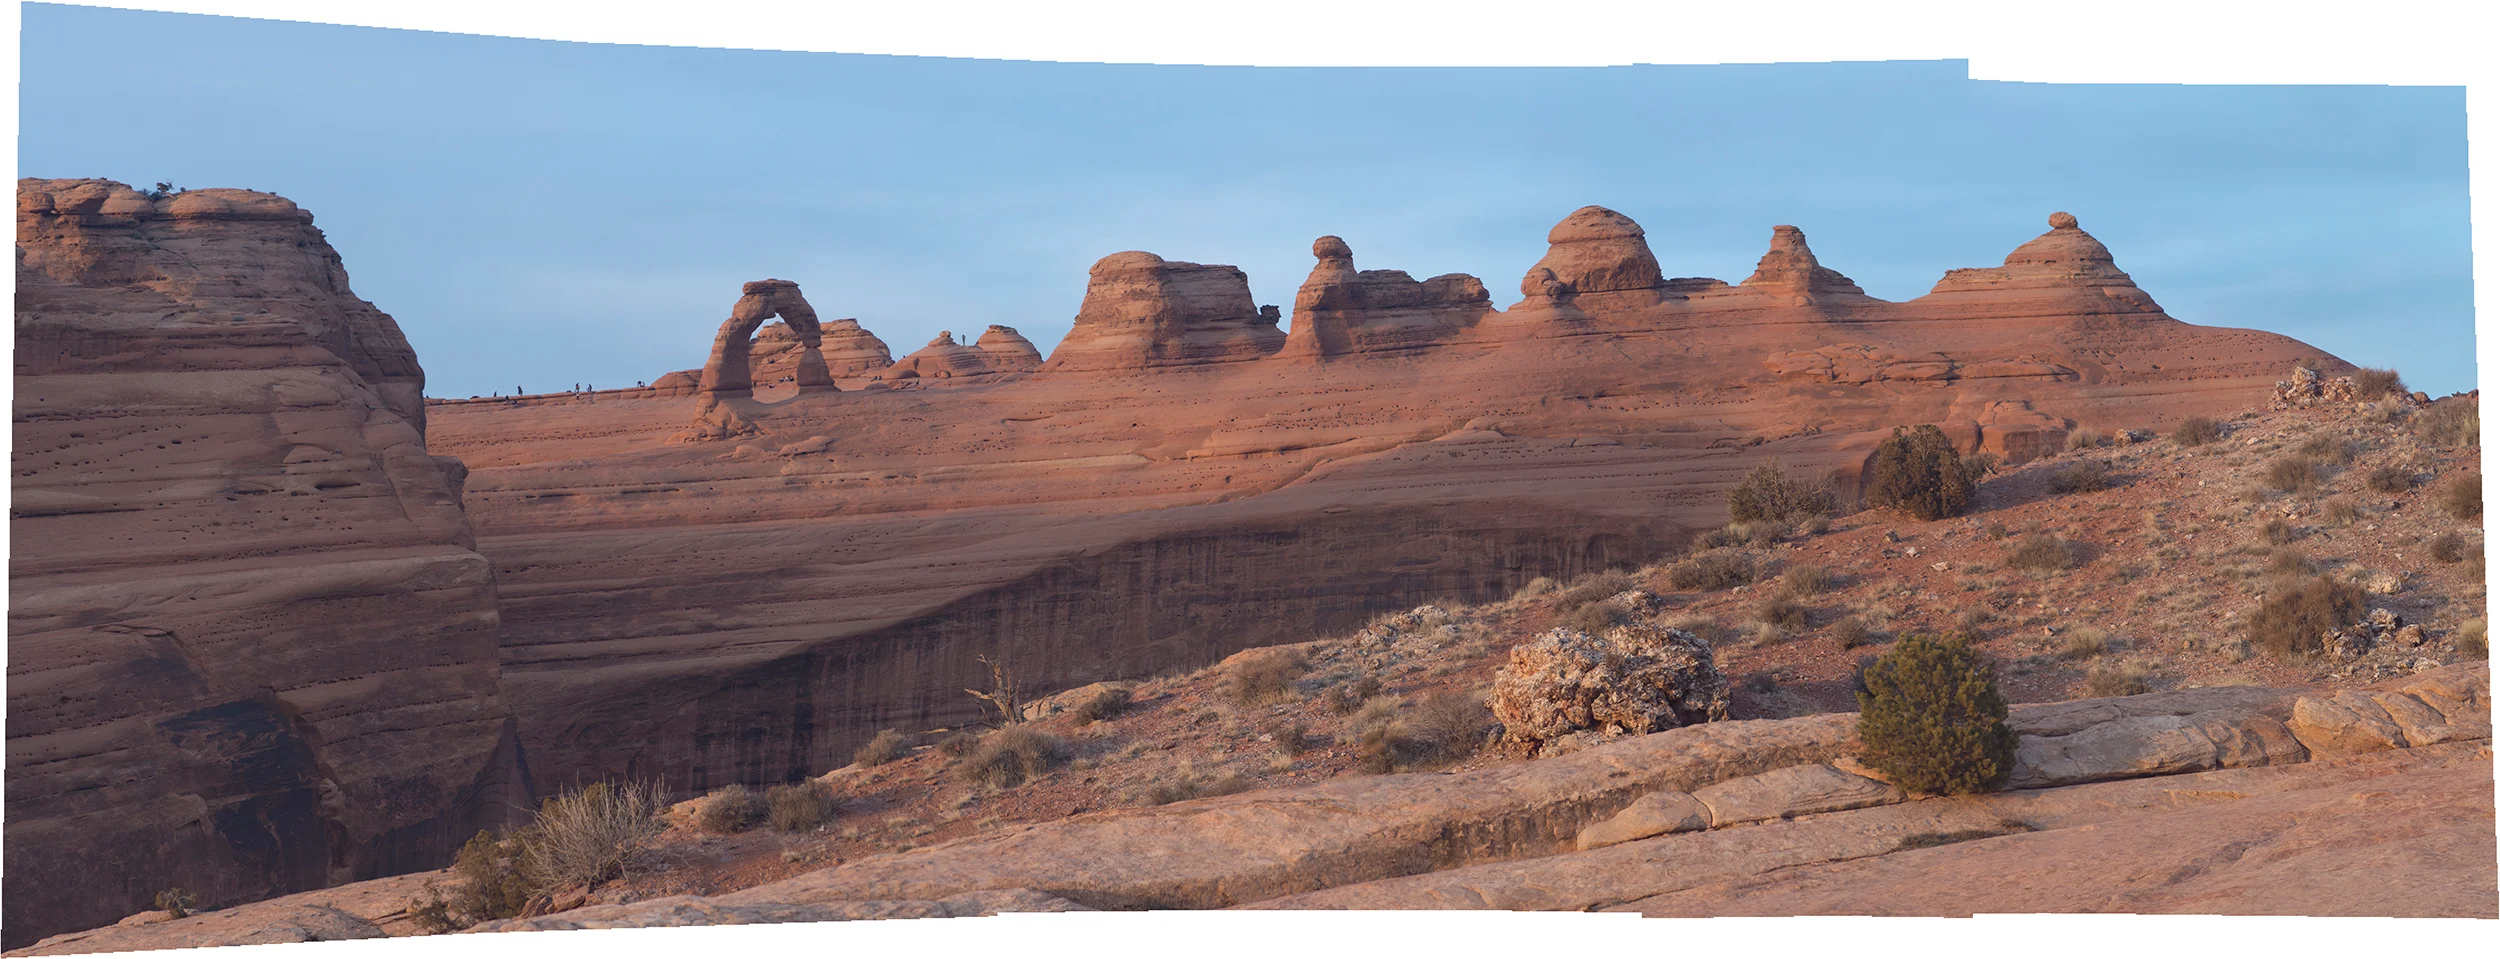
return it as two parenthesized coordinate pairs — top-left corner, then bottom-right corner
(9, 179), (526, 949)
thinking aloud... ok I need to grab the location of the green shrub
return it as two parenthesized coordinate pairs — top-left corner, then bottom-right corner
(853, 728), (911, 768)
(1727, 460), (1839, 524)
(2172, 416), (2224, 447)
(2245, 576), (2368, 659)
(1667, 549), (1757, 592)
(766, 780), (837, 832)
(693, 784), (765, 834)
(1867, 425), (1977, 521)
(1853, 634), (2019, 795)
(408, 830), (530, 932)
(2435, 471), (2482, 520)
(2047, 459), (2111, 494)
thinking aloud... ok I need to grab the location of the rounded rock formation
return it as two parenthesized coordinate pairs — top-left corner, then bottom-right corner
(1489, 623), (1730, 752)
(1038, 250), (1283, 372)
(1522, 205), (1665, 298)
(973, 325), (1044, 372)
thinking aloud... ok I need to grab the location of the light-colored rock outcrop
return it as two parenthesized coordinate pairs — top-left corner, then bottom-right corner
(1574, 790), (1710, 850)
(466, 887), (1090, 932)
(885, 331), (994, 380)
(1692, 763), (1905, 826)
(1489, 624), (1730, 751)
(2288, 663), (2491, 758)
(9, 178), (523, 949)
(1520, 205), (1664, 299)
(2004, 684), (2313, 788)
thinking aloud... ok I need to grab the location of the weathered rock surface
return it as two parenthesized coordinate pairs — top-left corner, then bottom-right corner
(1574, 790), (1709, 850)
(1489, 624), (1730, 751)
(1281, 235), (1491, 358)
(2289, 663), (2491, 758)
(1038, 251), (1284, 371)
(9, 178), (524, 949)
(885, 331), (994, 380)
(1740, 224), (1866, 299)
(1257, 741), (2492, 916)
(972, 325), (1043, 372)
(1520, 205), (1664, 298)
(817, 318), (894, 377)
(1692, 763), (1905, 826)
(466, 887), (1090, 932)
(2004, 684), (2312, 788)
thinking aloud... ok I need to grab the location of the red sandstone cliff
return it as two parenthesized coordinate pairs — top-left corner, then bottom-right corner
(7, 179), (527, 949)
(424, 207), (2349, 806)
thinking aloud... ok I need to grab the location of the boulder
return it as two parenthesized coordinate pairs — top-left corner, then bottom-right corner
(2003, 685), (2312, 789)
(1692, 763), (1905, 826)
(1489, 624), (1730, 750)
(2289, 662), (2490, 758)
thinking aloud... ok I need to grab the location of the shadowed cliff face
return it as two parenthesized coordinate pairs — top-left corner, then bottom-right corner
(7, 178), (526, 949)
(431, 211), (2350, 801)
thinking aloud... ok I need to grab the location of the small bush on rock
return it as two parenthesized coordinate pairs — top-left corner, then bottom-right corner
(853, 728), (910, 768)
(2006, 533), (2086, 572)
(953, 726), (1068, 789)
(2435, 471), (2482, 520)
(766, 780), (837, 832)
(2047, 459), (2112, 494)
(1727, 460), (1838, 525)
(2245, 575), (2369, 659)
(2416, 397), (2480, 448)
(694, 783), (766, 834)
(1853, 633), (2018, 796)
(2173, 416), (2224, 447)
(1226, 648), (1308, 705)
(2367, 464), (2416, 493)
(2352, 367), (2407, 400)
(519, 780), (669, 893)
(1667, 549), (1756, 592)
(2264, 454), (2324, 494)
(1867, 425), (1977, 521)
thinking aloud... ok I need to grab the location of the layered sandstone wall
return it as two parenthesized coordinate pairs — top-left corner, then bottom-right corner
(7, 179), (526, 949)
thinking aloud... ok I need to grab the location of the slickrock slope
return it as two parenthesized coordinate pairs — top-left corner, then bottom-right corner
(7, 179), (525, 949)
(25, 664), (2477, 953)
(427, 207), (2348, 801)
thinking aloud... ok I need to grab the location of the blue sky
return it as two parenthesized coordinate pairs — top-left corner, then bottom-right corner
(15, 4), (2477, 397)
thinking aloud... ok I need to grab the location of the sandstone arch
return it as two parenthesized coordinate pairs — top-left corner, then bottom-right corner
(698, 279), (836, 395)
